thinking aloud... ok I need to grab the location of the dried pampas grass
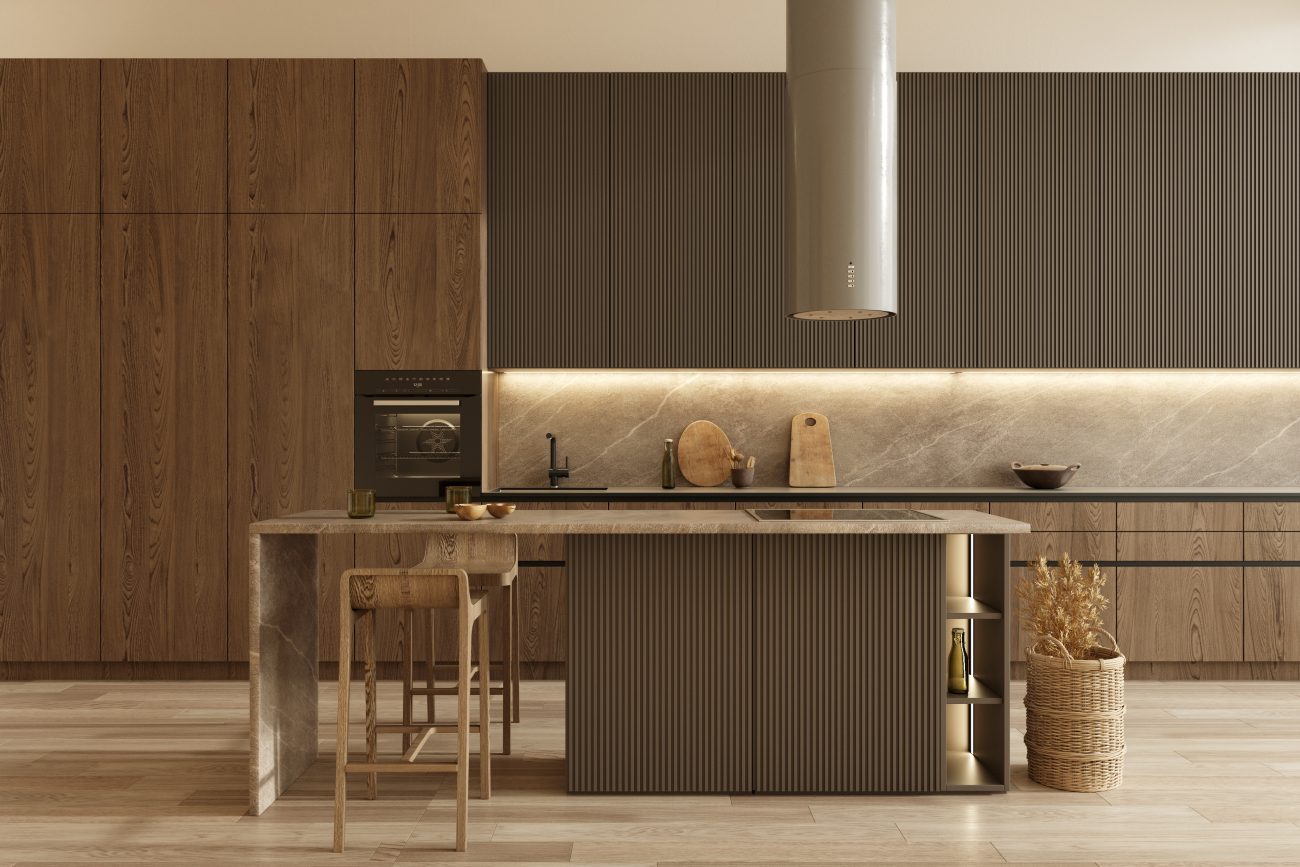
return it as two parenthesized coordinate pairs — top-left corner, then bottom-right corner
(1017, 553), (1109, 659)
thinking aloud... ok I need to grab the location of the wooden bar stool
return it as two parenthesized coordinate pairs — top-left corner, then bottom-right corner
(334, 562), (491, 853)
(402, 533), (520, 755)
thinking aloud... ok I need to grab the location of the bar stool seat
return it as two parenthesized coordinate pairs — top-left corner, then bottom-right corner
(334, 563), (492, 853)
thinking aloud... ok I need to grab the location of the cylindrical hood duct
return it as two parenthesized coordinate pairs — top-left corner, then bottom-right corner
(786, 0), (897, 320)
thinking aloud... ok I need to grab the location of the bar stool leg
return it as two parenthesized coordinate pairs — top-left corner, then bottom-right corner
(401, 609), (414, 752)
(499, 588), (513, 755)
(359, 608), (378, 800)
(477, 610), (492, 800)
(511, 582), (521, 724)
(333, 606), (354, 853)
(425, 610), (437, 724)
(455, 603), (471, 851)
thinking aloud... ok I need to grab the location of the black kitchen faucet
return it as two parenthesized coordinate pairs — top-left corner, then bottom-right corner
(546, 433), (571, 488)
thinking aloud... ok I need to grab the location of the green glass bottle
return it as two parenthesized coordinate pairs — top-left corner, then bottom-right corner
(661, 438), (676, 489)
(947, 627), (969, 694)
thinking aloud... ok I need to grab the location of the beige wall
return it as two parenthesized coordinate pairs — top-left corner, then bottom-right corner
(4, 0), (1300, 71)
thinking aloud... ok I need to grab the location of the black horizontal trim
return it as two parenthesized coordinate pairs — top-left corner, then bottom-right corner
(518, 559), (566, 568)
(1011, 559), (1300, 568)
(488, 490), (1300, 504)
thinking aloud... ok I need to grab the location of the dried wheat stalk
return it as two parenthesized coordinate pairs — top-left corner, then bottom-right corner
(1016, 553), (1109, 659)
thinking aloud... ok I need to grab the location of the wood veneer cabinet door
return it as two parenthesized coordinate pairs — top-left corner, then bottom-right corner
(228, 215), (354, 662)
(989, 501), (1115, 533)
(1117, 501), (1243, 532)
(102, 215), (227, 661)
(1245, 502), (1300, 532)
(608, 73), (731, 368)
(0, 216), (99, 660)
(228, 59), (353, 213)
(487, 73), (609, 368)
(1246, 567), (1300, 661)
(1006, 531), (1116, 662)
(355, 214), (483, 370)
(102, 60), (226, 213)
(0, 61), (98, 213)
(355, 59), (485, 213)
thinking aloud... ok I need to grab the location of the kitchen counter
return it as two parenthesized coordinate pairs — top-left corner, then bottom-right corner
(486, 485), (1300, 503)
(253, 508), (1028, 536)
(249, 508), (1020, 810)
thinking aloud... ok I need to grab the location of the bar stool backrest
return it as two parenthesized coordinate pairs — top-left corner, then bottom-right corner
(348, 570), (471, 612)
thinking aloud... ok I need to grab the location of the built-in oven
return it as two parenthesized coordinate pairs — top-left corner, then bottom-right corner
(354, 370), (482, 501)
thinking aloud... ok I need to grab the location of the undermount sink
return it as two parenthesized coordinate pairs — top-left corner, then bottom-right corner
(747, 508), (943, 522)
(492, 486), (610, 491)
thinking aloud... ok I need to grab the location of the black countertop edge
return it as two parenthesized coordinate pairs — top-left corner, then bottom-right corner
(481, 487), (1300, 504)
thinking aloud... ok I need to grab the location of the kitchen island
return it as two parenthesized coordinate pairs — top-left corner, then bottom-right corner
(248, 509), (1028, 813)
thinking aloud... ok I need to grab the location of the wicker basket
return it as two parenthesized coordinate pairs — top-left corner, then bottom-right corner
(1024, 629), (1126, 792)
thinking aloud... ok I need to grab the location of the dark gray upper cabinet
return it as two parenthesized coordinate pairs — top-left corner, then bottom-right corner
(608, 74), (732, 368)
(488, 71), (1300, 369)
(487, 74), (609, 368)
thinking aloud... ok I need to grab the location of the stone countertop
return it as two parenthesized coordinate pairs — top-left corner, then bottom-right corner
(484, 485), (1300, 503)
(251, 509), (1030, 536)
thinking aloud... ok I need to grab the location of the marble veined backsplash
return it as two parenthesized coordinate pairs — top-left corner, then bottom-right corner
(492, 370), (1300, 488)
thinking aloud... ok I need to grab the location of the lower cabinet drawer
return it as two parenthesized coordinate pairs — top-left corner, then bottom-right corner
(1006, 531), (1116, 662)
(1116, 566), (1243, 661)
(1245, 567), (1300, 661)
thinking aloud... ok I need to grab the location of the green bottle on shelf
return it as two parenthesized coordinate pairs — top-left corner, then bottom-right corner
(661, 438), (676, 490)
(947, 627), (969, 695)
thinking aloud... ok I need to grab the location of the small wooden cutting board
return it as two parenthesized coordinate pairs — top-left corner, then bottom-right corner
(788, 412), (836, 487)
(677, 420), (734, 487)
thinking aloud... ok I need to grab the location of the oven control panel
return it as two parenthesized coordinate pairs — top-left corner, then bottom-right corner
(355, 370), (481, 396)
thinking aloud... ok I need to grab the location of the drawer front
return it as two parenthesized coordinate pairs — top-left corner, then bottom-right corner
(1007, 531), (1117, 662)
(860, 501), (988, 513)
(990, 501), (1114, 532)
(1117, 501), (1243, 532)
(1245, 502), (1300, 532)
(1117, 566), (1243, 661)
(1117, 531), (1242, 561)
(1246, 532), (1300, 561)
(1246, 567), (1300, 661)
(609, 501), (737, 510)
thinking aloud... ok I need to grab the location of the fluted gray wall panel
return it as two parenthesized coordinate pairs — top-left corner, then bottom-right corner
(753, 534), (944, 793)
(487, 74), (608, 368)
(567, 534), (752, 793)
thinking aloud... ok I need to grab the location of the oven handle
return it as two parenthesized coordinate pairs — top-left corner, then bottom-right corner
(372, 399), (462, 406)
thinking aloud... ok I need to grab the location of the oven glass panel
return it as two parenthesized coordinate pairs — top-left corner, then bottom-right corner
(373, 409), (464, 479)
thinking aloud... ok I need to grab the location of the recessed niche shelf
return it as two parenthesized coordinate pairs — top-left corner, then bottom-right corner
(945, 676), (1002, 705)
(943, 751), (1002, 792)
(944, 596), (1002, 620)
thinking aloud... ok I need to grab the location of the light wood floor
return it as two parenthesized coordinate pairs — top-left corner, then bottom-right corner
(1, 681), (1299, 865)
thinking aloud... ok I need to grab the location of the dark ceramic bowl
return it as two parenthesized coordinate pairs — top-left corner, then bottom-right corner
(1011, 462), (1080, 490)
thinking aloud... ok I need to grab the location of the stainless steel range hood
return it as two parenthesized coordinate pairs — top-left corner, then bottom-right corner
(786, 0), (897, 320)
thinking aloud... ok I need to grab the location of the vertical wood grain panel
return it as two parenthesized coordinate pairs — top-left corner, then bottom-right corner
(568, 535), (751, 792)
(990, 501), (1116, 533)
(355, 59), (485, 213)
(228, 59), (353, 213)
(228, 215), (353, 661)
(1117, 566), (1243, 661)
(487, 73), (609, 368)
(1245, 502), (1300, 532)
(1118, 501), (1244, 532)
(0, 61), (99, 213)
(609, 73), (731, 368)
(102, 60), (226, 213)
(1246, 567), (1300, 661)
(0, 216), (100, 660)
(355, 214), (482, 370)
(860, 73), (981, 368)
(979, 74), (1103, 367)
(102, 215), (226, 661)
(754, 535), (944, 793)
(731, 73), (859, 367)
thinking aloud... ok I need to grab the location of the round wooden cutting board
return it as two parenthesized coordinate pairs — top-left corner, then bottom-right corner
(677, 420), (734, 487)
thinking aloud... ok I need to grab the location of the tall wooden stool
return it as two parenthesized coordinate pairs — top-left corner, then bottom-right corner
(334, 563), (491, 853)
(403, 534), (520, 755)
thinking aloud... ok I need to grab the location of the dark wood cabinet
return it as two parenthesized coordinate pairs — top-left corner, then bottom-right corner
(102, 60), (226, 213)
(227, 215), (354, 662)
(228, 59), (354, 213)
(355, 214), (483, 370)
(355, 59), (486, 213)
(101, 215), (227, 661)
(0, 216), (100, 660)
(487, 73), (610, 368)
(0, 61), (99, 213)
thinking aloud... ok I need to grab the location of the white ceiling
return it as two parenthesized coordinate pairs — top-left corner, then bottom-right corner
(5, 0), (1300, 71)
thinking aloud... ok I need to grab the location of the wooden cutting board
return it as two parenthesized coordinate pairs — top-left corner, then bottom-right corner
(677, 420), (734, 487)
(788, 412), (836, 487)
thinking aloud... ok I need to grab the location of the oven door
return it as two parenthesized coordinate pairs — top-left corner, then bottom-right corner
(354, 395), (482, 500)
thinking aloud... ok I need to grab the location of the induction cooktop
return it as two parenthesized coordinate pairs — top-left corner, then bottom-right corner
(746, 508), (943, 521)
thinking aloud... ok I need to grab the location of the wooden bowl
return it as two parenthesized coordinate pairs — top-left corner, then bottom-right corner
(486, 503), (517, 519)
(453, 503), (488, 521)
(1011, 462), (1081, 490)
